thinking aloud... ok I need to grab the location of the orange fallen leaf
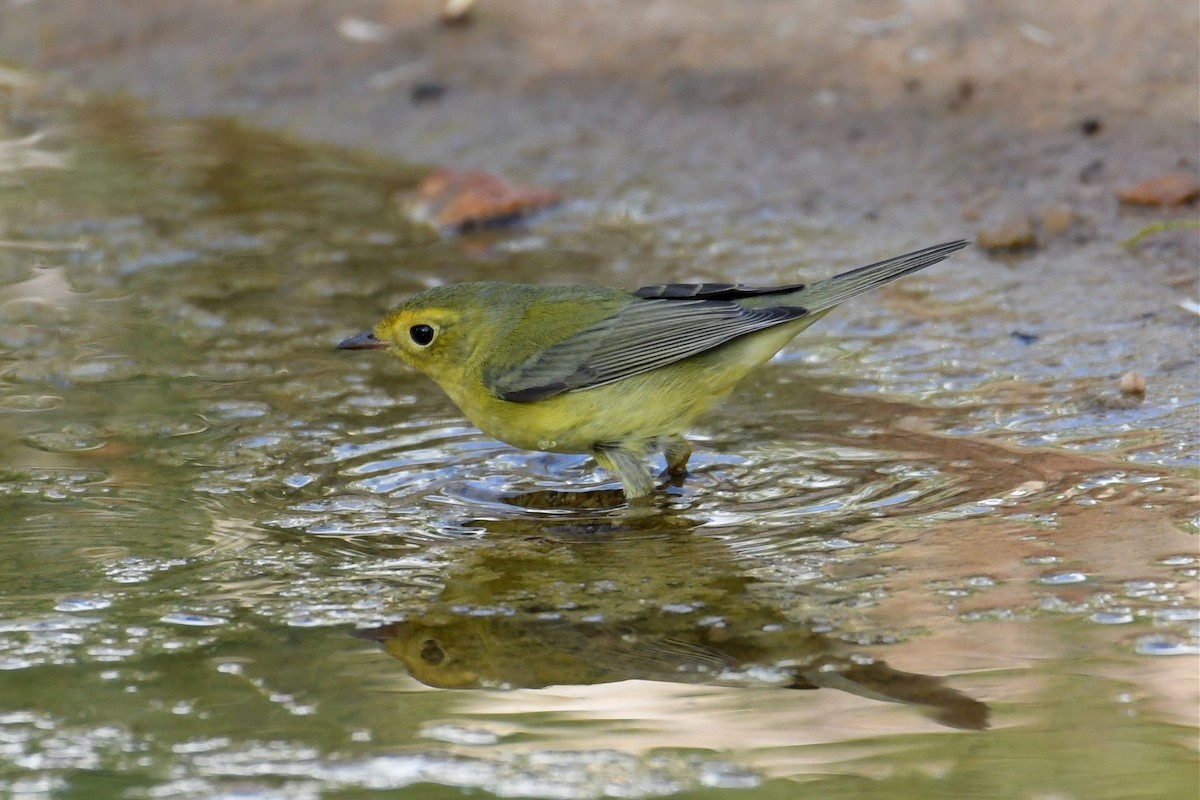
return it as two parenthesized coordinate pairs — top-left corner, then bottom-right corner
(402, 168), (562, 232)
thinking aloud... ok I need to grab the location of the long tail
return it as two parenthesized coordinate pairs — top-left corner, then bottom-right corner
(794, 240), (969, 313)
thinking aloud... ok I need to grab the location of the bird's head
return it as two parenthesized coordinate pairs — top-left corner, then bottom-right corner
(337, 284), (504, 388)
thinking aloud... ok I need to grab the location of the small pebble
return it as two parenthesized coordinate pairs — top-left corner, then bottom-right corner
(1119, 371), (1146, 396)
(337, 17), (390, 42)
(946, 78), (976, 112)
(411, 82), (446, 104)
(441, 0), (478, 26)
(977, 213), (1036, 250)
(1040, 204), (1075, 236)
(1117, 173), (1200, 206)
(1079, 159), (1104, 184)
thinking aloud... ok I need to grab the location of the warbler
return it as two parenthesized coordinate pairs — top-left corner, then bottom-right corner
(338, 239), (968, 499)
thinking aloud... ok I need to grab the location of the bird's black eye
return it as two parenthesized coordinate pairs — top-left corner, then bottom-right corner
(419, 639), (445, 665)
(409, 324), (436, 346)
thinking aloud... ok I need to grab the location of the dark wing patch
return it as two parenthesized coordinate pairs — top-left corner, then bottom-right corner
(635, 281), (806, 300)
(489, 298), (807, 402)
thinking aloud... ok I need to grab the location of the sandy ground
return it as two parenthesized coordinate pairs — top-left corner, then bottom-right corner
(2, 1), (1195, 212)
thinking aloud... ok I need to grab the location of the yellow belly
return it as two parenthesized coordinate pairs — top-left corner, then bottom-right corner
(443, 316), (817, 453)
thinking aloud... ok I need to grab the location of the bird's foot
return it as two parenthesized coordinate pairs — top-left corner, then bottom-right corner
(657, 435), (691, 485)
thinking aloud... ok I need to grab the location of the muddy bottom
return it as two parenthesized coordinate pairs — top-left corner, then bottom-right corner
(0, 23), (1197, 800)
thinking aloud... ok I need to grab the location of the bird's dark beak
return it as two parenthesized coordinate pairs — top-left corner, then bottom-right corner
(336, 331), (387, 350)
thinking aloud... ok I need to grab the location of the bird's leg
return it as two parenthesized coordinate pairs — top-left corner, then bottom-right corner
(592, 444), (654, 500)
(658, 435), (692, 480)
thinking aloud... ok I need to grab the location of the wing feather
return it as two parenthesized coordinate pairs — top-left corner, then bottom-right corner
(634, 281), (806, 300)
(490, 298), (807, 402)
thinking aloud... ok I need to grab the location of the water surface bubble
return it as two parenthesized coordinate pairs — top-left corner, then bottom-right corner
(1123, 579), (1175, 598)
(117, 248), (201, 276)
(63, 358), (141, 383)
(171, 737), (233, 755)
(1037, 571), (1088, 585)
(1038, 596), (1090, 614)
(0, 297), (72, 324)
(0, 394), (64, 412)
(662, 602), (704, 614)
(1135, 635), (1200, 656)
(160, 613), (228, 628)
(341, 392), (415, 411)
(108, 414), (209, 438)
(283, 473), (317, 489)
(420, 724), (500, 746)
(54, 597), (113, 613)
(21, 425), (108, 453)
(699, 761), (761, 790)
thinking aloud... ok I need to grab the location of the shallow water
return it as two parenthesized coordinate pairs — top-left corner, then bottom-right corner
(0, 89), (1196, 799)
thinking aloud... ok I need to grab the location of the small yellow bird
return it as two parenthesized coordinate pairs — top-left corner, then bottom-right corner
(338, 240), (968, 499)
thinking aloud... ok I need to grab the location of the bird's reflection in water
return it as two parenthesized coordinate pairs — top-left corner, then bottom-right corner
(356, 509), (989, 730)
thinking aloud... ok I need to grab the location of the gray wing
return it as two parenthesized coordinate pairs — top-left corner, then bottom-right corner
(489, 298), (808, 402)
